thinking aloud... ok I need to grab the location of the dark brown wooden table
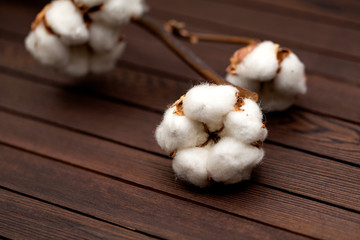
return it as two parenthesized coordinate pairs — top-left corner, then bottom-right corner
(0, 0), (359, 239)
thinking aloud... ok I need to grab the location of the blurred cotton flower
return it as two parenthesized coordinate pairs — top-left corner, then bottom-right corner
(226, 41), (307, 112)
(25, 0), (147, 76)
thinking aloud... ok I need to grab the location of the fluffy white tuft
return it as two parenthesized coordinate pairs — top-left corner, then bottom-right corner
(183, 84), (238, 131)
(45, 0), (89, 45)
(89, 0), (147, 26)
(90, 41), (126, 73)
(207, 137), (264, 184)
(226, 73), (261, 93)
(223, 99), (267, 143)
(235, 41), (278, 82)
(274, 52), (307, 96)
(260, 82), (296, 112)
(155, 106), (208, 155)
(173, 147), (210, 187)
(88, 22), (122, 52)
(25, 23), (70, 67)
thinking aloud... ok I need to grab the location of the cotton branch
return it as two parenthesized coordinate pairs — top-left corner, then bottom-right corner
(132, 15), (258, 102)
(164, 19), (260, 45)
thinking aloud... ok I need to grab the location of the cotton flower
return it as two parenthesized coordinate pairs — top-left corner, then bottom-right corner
(25, 0), (147, 76)
(155, 84), (267, 187)
(226, 41), (307, 112)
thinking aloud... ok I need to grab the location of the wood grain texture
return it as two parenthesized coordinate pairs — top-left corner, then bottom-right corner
(234, 0), (360, 27)
(147, 0), (360, 59)
(0, 70), (358, 166)
(0, 1), (359, 239)
(0, 35), (359, 124)
(0, 145), (308, 240)
(143, 9), (360, 85)
(0, 109), (359, 233)
(1, 1), (360, 85)
(0, 189), (155, 240)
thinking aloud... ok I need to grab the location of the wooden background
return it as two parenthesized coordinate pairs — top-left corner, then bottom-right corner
(0, 0), (359, 239)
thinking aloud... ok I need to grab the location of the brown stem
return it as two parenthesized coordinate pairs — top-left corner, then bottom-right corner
(132, 15), (258, 102)
(164, 19), (260, 45)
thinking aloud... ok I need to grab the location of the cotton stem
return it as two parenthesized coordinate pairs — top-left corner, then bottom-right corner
(132, 15), (258, 102)
(164, 19), (260, 45)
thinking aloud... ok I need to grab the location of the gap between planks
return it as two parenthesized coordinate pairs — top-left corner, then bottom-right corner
(0, 105), (359, 214)
(0, 64), (358, 166)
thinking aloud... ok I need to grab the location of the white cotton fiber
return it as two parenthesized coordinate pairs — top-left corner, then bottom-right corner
(226, 42), (307, 112)
(90, 41), (126, 73)
(155, 106), (208, 155)
(173, 147), (210, 187)
(63, 46), (89, 77)
(274, 52), (307, 96)
(207, 137), (264, 184)
(234, 41), (278, 81)
(26, 0), (147, 76)
(25, 23), (70, 67)
(73, 0), (104, 8)
(183, 84), (238, 131)
(88, 22), (122, 52)
(224, 99), (267, 143)
(260, 82), (296, 112)
(89, 0), (147, 26)
(155, 85), (268, 187)
(45, 0), (89, 45)
(226, 73), (261, 93)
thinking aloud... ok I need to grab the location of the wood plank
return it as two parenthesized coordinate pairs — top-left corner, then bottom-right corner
(0, 69), (359, 165)
(237, 0), (360, 26)
(0, 103), (360, 211)
(0, 189), (155, 240)
(0, 145), (308, 240)
(0, 35), (358, 124)
(266, 110), (360, 165)
(144, 8), (360, 85)
(1, 0), (358, 59)
(0, 113), (359, 239)
(147, 0), (360, 59)
(0, 1), (359, 85)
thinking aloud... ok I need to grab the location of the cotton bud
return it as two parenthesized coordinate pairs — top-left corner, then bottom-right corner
(155, 84), (267, 187)
(89, 0), (148, 27)
(226, 41), (307, 112)
(25, 0), (147, 76)
(25, 22), (70, 67)
(45, 0), (89, 45)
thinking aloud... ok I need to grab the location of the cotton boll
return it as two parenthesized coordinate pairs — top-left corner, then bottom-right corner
(62, 46), (89, 76)
(45, 0), (89, 45)
(226, 73), (261, 93)
(234, 41), (279, 81)
(183, 84), (238, 131)
(207, 137), (264, 184)
(89, 0), (147, 27)
(155, 106), (208, 155)
(73, 0), (104, 8)
(90, 41), (126, 73)
(224, 99), (267, 143)
(25, 23), (70, 67)
(274, 52), (307, 96)
(173, 147), (210, 187)
(260, 82), (296, 112)
(88, 22), (122, 52)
